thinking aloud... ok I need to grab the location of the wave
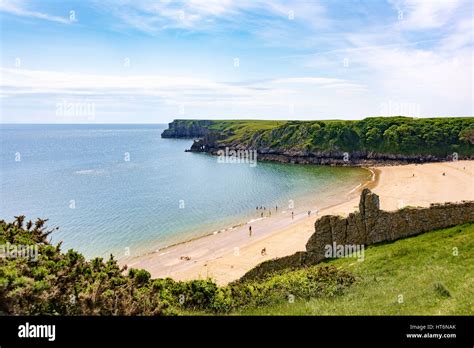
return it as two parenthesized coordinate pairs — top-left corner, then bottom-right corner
(75, 169), (104, 175)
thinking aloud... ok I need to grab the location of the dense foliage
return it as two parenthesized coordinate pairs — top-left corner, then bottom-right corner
(0, 217), (355, 315)
(174, 117), (474, 157)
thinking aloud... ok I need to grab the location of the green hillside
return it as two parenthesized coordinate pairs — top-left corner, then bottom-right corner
(236, 223), (474, 315)
(165, 117), (474, 158)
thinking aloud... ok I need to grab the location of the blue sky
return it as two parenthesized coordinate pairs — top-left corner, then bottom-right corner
(0, 0), (472, 123)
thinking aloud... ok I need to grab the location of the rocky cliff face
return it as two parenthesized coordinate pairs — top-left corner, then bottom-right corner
(244, 152), (446, 166)
(238, 189), (474, 282)
(188, 132), (226, 152)
(161, 120), (214, 138)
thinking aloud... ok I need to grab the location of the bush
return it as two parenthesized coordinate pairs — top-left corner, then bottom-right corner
(128, 268), (151, 286)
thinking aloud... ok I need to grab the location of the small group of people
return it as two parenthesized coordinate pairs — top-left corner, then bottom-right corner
(256, 205), (276, 218)
(256, 205), (279, 211)
(252, 206), (312, 225)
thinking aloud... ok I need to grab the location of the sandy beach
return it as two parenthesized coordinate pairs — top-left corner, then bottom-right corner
(123, 160), (474, 285)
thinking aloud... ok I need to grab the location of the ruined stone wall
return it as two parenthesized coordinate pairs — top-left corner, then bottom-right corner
(238, 189), (474, 282)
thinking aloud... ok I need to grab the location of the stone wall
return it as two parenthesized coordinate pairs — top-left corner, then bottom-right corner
(238, 189), (474, 282)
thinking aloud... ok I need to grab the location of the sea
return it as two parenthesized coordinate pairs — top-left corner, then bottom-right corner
(0, 124), (370, 259)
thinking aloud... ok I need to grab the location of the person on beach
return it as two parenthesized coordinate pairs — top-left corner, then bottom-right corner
(291, 211), (294, 220)
(261, 212), (264, 218)
(308, 210), (311, 217)
(275, 205), (278, 212)
(261, 248), (267, 256)
(249, 225), (252, 237)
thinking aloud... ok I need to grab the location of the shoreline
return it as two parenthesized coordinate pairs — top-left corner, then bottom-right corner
(121, 166), (376, 280)
(122, 166), (373, 260)
(122, 160), (473, 285)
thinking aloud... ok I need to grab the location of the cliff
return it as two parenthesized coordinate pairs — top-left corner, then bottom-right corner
(161, 117), (474, 165)
(237, 189), (474, 282)
(161, 120), (214, 138)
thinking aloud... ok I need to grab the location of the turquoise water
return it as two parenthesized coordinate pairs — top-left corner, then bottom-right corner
(0, 124), (369, 259)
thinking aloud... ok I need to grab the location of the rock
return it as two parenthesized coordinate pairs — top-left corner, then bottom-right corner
(306, 215), (333, 254)
(161, 120), (213, 138)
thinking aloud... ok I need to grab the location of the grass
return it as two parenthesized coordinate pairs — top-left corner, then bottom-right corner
(232, 223), (474, 315)
(207, 119), (287, 143)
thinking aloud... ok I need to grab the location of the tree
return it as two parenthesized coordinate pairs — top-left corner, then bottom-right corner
(459, 128), (474, 145)
(365, 127), (382, 146)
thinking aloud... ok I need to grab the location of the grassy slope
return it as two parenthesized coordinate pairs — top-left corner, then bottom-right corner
(207, 119), (286, 143)
(234, 223), (474, 315)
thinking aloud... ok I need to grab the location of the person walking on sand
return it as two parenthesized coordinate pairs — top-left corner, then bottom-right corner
(291, 211), (294, 220)
(275, 205), (278, 212)
(249, 225), (252, 237)
(308, 210), (311, 217)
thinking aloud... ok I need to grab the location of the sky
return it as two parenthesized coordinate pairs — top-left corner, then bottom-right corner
(0, 0), (472, 123)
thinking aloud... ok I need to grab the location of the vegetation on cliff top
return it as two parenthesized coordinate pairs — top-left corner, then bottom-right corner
(1, 216), (472, 315)
(165, 117), (474, 157)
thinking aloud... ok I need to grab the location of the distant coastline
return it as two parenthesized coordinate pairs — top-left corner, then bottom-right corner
(162, 117), (474, 166)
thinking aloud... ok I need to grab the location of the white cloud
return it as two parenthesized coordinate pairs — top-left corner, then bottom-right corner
(0, 67), (372, 122)
(293, 0), (473, 117)
(96, 0), (326, 36)
(391, 0), (464, 30)
(0, 0), (72, 24)
(271, 77), (344, 85)
(0, 68), (366, 113)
